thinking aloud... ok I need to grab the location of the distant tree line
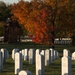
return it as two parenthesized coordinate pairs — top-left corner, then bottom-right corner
(0, 1), (23, 43)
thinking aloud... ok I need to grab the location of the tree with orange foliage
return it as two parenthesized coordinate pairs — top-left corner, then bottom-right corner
(11, 0), (54, 47)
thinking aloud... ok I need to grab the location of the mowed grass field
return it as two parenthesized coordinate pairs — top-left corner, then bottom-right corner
(0, 42), (75, 75)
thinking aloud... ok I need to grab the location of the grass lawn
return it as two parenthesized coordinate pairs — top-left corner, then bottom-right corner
(0, 42), (75, 75)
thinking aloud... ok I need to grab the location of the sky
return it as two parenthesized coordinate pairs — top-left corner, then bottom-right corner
(0, 0), (29, 4)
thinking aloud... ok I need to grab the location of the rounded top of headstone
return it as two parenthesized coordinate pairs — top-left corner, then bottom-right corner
(36, 49), (40, 51)
(50, 48), (53, 51)
(50, 48), (52, 50)
(19, 70), (26, 75)
(64, 49), (70, 52)
(19, 70), (32, 75)
(0, 48), (4, 50)
(40, 50), (45, 55)
(15, 52), (19, 55)
(24, 49), (28, 50)
(62, 56), (68, 59)
(29, 48), (34, 50)
(63, 49), (71, 57)
(19, 51), (22, 53)
(63, 49), (69, 51)
(36, 49), (40, 53)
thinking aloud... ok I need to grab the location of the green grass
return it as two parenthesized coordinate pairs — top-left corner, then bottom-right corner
(0, 42), (75, 75)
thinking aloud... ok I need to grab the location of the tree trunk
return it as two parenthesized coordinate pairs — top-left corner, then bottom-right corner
(72, 35), (75, 46)
(4, 26), (9, 43)
(51, 38), (55, 49)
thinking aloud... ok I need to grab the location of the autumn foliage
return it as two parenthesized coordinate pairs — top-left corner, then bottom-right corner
(11, 0), (75, 46)
(46, 0), (75, 38)
(11, 0), (54, 45)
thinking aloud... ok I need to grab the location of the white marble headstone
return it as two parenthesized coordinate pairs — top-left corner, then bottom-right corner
(0, 48), (8, 62)
(15, 52), (22, 74)
(24, 49), (28, 60)
(54, 50), (57, 60)
(36, 50), (44, 75)
(50, 48), (54, 62)
(63, 49), (70, 57)
(40, 50), (45, 56)
(61, 56), (72, 75)
(21, 49), (25, 59)
(72, 52), (75, 60)
(12, 48), (19, 60)
(45, 49), (51, 66)
(29, 48), (35, 64)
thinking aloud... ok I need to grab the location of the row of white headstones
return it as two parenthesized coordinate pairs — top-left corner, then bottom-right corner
(12, 48), (59, 75)
(0, 48), (75, 75)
